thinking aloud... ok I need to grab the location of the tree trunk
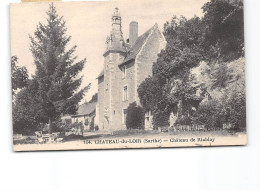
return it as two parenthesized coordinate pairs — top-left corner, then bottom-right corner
(48, 118), (53, 134)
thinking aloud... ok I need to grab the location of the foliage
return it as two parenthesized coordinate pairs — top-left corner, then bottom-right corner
(202, 0), (244, 62)
(138, 76), (162, 112)
(53, 119), (72, 132)
(192, 98), (226, 129)
(138, 0), (245, 130)
(13, 4), (90, 134)
(11, 56), (28, 96)
(139, 16), (203, 128)
(192, 58), (246, 130)
(125, 102), (145, 129)
(13, 79), (47, 135)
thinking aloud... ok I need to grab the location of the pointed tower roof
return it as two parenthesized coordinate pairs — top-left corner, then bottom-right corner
(103, 8), (127, 56)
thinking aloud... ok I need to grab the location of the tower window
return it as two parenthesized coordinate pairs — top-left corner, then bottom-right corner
(123, 86), (128, 101)
(122, 109), (127, 124)
(123, 65), (126, 79)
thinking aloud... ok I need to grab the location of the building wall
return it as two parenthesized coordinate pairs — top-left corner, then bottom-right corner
(135, 26), (166, 103)
(98, 26), (166, 131)
(135, 26), (166, 129)
(72, 114), (95, 131)
(98, 52), (125, 131)
(109, 53), (125, 130)
(97, 75), (105, 129)
(121, 60), (136, 129)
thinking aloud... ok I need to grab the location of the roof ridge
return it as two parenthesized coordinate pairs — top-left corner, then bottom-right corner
(135, 23), (158, 51)
(118, 23), (158, 66)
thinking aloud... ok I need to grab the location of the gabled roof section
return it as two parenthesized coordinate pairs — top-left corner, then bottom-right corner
(97, 23), (163, 79)
(119, 23), (159, 66)
(73, 102), (97, 117)
(97, 69), (104, 79)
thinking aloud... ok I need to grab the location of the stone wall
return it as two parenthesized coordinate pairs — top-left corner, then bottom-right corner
(109, 53), (125, 130)
(99, 52), (126, 131)
(136, 27), (166, 93)
(97, 75), (105, 129)
(98, 25), (166, 131)
(135, 26), (166, 128)
(121, 60), (136, 129)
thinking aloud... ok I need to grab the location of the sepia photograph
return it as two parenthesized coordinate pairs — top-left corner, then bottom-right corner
(10, 0), (246, 151)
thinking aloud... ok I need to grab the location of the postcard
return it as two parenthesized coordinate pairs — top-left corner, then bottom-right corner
(10, 0), (246, 151)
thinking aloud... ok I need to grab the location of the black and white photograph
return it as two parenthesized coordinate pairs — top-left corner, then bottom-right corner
(10, 0), (246, 151)
(2, 0), (260, 193)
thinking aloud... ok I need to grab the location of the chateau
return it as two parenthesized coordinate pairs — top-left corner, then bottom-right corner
(97, 8), (166, 130)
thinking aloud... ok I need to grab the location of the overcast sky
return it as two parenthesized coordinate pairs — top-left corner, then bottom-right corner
(10, 0), (209, 103)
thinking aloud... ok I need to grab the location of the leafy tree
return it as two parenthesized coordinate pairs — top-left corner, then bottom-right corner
(192, 58), (246, 130)
(138, 0), (245, 130)
(13, 79), (47, 134)
(126, 102), (145, 129)
(14, 4), (90, 134)
(139, 16), (203, 128)
(202, 0), (244, 62)
(29, 4), (90, 133)
(11, 56), (28, 96)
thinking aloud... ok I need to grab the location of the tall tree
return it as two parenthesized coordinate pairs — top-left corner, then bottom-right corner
(202, 0), (244, 62)
(138, 0), (245, 129)
(29, 4), (90, 133)
(139, 16), (203, 128)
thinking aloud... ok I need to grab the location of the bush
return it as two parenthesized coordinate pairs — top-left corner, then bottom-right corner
(192, 92), (246, 130)
(228, 92), (246, 130)
(53, 120), (72, 132)
(192, 99), (225, 129)
(126, 102), (145, 129)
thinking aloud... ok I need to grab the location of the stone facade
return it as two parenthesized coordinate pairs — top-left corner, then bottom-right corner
(97, 8), (166, 130)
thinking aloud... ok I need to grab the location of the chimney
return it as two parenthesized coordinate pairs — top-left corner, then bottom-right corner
(129, 21), (138, 46)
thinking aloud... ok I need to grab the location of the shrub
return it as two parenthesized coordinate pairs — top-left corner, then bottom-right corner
(53, 119), (72, 132)
(192, 92), (246, 130)
(126, 102), (145, 129)
(192, 99), (225, 129)
(228, 92), (246, 130)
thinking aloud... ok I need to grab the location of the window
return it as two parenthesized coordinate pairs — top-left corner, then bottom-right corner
(123, 65), (126, 79)
(145, 111), (152, 122)
(123, 86), (128, 101)
(123, 109), (127, 124)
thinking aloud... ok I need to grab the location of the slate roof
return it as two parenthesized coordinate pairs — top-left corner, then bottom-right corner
(120, 24), (156, 66)
(97, 69), (104, 79)
(97, 23), (158, 79)
(72, 102), (97, 117)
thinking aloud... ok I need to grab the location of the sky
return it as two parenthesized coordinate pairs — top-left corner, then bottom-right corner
(10, 0), (209, 103)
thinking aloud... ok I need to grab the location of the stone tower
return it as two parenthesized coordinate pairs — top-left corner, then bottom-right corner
(97, 8), (166, 131)
(102, 8), (126, 130)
